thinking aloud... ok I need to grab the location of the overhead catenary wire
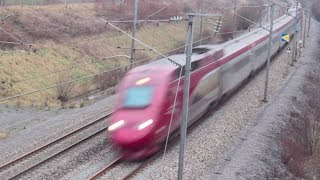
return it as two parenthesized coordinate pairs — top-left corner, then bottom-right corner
(0, 24), (253, 103)
(137, 6), (168, 24)
(0, 85), (115, 132)
(12, 55), (130, 85)
(163, 66), (183, 159)
(0, 25), (24, 44)
(9, 25), (175, 84)
(0, 16), (186, 48)
(0, 26), (263, 133)
(101, 18), (182, 67)
(2, 15), (186, 35)
(0, 60), (134, 102)
(0, 40), (23, 45)
(0, 3), (186, 48)
(8, 27), (249, 87)
(0, 4), (184, 21)
(0, 1), (284, 111)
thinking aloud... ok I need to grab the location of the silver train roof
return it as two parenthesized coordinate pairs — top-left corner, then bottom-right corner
(137, 5), (298, 70)
(142, 44), (223, 69)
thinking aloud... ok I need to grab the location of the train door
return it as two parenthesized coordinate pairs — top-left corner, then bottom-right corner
(254, 41), (268, 70)
(164, 73), (183, 133)
(188, 67), (221, 125)
(221, 50), (252, 95)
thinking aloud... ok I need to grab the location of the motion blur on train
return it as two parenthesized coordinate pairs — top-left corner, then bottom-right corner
(108, 4), (302, 160)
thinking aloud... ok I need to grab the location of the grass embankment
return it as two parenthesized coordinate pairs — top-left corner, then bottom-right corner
(0, 3), (203, 108)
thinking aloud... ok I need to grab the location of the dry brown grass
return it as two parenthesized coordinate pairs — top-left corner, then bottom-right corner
(0, 19), (203, 107)
(0, 0), (249, 108)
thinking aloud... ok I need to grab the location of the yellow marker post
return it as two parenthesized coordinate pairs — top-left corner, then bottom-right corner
(281, 33), (290, 42)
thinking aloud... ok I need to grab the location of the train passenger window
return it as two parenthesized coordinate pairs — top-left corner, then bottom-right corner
(175, 66), (185, 77)
(191, 61), (199, 71)
(255, 44), (267, 55)
(192, 47), (210, 54)
(123, 86), (154, 108)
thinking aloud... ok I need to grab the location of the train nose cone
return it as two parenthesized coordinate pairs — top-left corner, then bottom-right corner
(110, 119), (155, 149)
(112, 128), (153, 150)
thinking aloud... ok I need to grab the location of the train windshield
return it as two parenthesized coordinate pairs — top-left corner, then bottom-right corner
(123, 86), (154, 108)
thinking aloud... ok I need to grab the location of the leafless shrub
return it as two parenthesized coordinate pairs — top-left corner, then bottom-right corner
(220, 17), (234, 41)
(55, 72), (75, 102)
(11, 10), (107, 42)
(236, 1), (262, 30)
(93, 66), (126, 91)
(182, 2), (193, 13)
(94, 0), (124, 19)
(79, 80), (91, 97)
(0, 78), (13, 96)
(0, 22), (19, 49)
(94, 0), (183, 29)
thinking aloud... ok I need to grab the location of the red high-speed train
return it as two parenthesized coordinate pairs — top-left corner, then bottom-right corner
(108, 5), (302, 160)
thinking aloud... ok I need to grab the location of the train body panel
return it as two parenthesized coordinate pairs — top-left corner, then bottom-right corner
(109, 5), (303, 160)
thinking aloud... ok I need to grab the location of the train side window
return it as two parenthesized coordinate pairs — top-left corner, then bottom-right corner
(175, 66), (185, 77)
(175, 61), (199, 77)
(255, 44), (268, 55)
(192, 47), (210, 54)
(191, 61), (199, 71)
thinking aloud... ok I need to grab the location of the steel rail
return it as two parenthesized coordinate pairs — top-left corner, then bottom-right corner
(122, 155), (158, 180)
(0, 113), (112, 176)
(88, 156), (123, 180)
(10, 125), (109, 179)
(88, 106), (216, 180)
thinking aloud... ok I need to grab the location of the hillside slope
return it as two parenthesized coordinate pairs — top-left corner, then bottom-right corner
(0, 0), (266, 108)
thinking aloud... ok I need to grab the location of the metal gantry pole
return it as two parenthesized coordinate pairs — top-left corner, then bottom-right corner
(299, 3), (304, 43)
(260, 4), (262, 27)
(307, 0), (311, 37)
(199, 0), (204, 45)
(266, 5), (269, 22)
(263, 3), (274, 102)
(303, 7), (307, 48)
(232, 0), (237, 39)
(178, 14), (194, 180)
(292, 0), (299, 62)
(130, 0), (139, 69)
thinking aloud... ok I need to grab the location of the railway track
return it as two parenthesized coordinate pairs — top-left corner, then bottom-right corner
(1, 37), (293, 179)
(88, 109), (213, 180)
(88, 156), (123, 180)
(0, 113), (112, 179)
(88, 152), (160, 180)
(84, 47), (287, 179)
